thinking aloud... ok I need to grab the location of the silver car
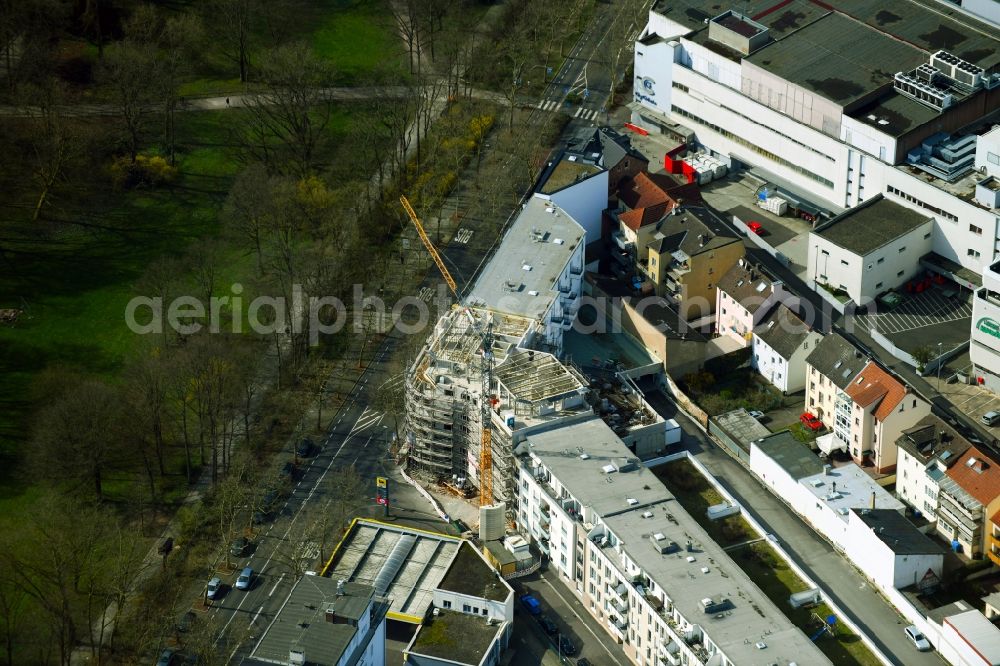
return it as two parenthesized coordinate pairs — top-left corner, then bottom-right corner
(904, 625), (931, 651)
(206, 576), (222, 600)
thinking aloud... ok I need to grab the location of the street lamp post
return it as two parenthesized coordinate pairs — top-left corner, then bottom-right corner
(937, 342), (944, 386)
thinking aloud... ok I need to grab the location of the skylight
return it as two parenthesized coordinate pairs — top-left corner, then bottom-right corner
(834, 361), (843, 369)
(755, 282), (767, 292)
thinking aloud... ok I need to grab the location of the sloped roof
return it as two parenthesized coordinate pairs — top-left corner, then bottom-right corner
(620, 201), (670, 231)
(805, 333), (865, 390)
(647, 208), (740, 257)
(619, 172), (687, 210)
(845, 361), (907, 421)
(717, 262), (773, 314)
(754, 305), (814, 360)
(896, 414), (971, 466)
(945, 446), (1000, 507)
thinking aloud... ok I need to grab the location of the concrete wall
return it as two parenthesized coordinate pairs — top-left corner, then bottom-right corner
(431, 589), (512, 624)
(873, 395), (932, 474)
(545, 172), (609, 245)
(843, 510), (943, 591)
(676, 240), (745, 320)
(896, 448), (941, 518)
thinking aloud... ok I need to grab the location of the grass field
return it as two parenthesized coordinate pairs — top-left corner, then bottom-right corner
(654, 459), (881, 666)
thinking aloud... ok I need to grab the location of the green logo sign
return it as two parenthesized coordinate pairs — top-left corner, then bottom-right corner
(977, 317), (1000, 339)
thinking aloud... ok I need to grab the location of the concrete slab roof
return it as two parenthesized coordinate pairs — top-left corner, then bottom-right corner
(407, 609), (504, 666)
(813, 195), (932, 256)
(799, 464), (905, 522)
(851, 508), (943, 555)
(944, 610), (1000, 663)
(744, 12), (927, 108)
(467, 196), (585, 320)
(715, 409), (771, 448)
(753, 431), (825, 480)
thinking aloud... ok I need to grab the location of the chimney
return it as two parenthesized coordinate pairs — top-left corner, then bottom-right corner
(823, 464), (831, 476)
(832, 481), (836, 493)
(871, 491), (876, 509)
(337, 579), (345, 596)
(324, 606), (336, 624)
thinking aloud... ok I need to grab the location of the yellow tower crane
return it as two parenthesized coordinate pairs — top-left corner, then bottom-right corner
(399, 196), (494, 507)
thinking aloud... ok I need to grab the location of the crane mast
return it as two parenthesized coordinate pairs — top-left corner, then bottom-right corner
(399, 196), (495, 507)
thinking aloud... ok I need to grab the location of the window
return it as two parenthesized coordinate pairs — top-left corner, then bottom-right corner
(821, 249), (830, 256)
(885, 185), (958, 221)
(897, 270), (905, 277)
(969, 249), (982, 258)
(463, 604), (471, 612)
(482, 608), (489, 616)
(913, 399), (917, 408)
(923, 231), (931, 239)
(876, 282), (883, 289)
(840, 259), (849, 266)
(989, 152), (1000, 166)
(877, 257), (884, 264)
(443, 600), (452, 609)
(722, 308), (727, 314)
(672, 81), (689, 93)
(898, 246), (907, 253)
(970, 225), (983, 235)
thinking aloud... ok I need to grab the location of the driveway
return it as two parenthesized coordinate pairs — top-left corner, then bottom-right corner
(647, 392), (945, 666)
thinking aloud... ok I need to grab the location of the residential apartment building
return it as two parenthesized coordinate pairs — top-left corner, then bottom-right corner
(467, 196), (586, 355)
(808, 196), (934, 305)
(751, 304), (822, 393)
(516, 417), (831, 666)
(895, 415), (971, 519)
(804, 332), (868, 446)
(632, 0), (1000, 280)
(714, 260), (794, 348)
(971, 258), (1000, 392)
(641, 207), (744, 320)
(571, 126), (650, 196)
(844, 361), (931, 473)
(936, 446), (1000, 558)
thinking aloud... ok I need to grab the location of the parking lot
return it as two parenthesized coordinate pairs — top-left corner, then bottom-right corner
(860, 286), (972, 336)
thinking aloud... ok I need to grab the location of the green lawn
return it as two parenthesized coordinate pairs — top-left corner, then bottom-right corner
(654, 459), (881, 666)
(313, 0), (407, 82)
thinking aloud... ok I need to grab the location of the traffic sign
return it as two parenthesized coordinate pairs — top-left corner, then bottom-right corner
(583, 88), (590, 99)
(547, 67), (553, 76)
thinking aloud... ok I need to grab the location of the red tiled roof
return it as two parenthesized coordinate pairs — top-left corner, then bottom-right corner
(844, 361), (906, 421)
(619, 172), (685, 209)
(946, 446), (1000, 506)
(619, 202), (669, 231)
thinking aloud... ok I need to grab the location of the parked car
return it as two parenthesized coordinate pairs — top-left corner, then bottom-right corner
(576, 659), (592, 666)
(261, 489), (280, 512)
(558, 635), (577, 656)
(537, 614), (557, 635)
(280, 461), (296, 481)
(236, 566), (254, 591)
(297, 437), (314, 458)
(155, 649), (175, 666)
(746, 220), (764, 235)
(982, 411), (1000, 426)
(252, 509), (271, 525)
(904, 624), (931, 651)
(230, 537), (250, 558)
(800, 412), (823, 431)
(519, 593), (541, 615)
(748, 410), (765, 420)
(206, 576), (222, 600)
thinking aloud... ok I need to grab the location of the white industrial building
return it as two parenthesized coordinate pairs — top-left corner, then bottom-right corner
(516, 417), (831, 666)
(843, 508), (943, 592)
(749, 431), (905, 551)
(971, 259), (1000, 392)
(807, 196), (934, 305)
(632, 1), (1000, 276)
(933, 609), (1000, 666)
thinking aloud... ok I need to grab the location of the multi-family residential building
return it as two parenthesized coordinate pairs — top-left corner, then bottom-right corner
(467, 196), (585, 354)
(640, 207), (744, 319)
(808, 195), (934, 305)
(751, 304), (822, 393)
(749, 431), (904, 550)
(571, 126), (650, 196)
(714, 260), (795, 348)
(534, 151), (608, 245)
(895, 415), (972, 519)
(516, 417), (832, 666)
(843, 361), (931, 473)
(936, 446), (1000, 558)
(632, 0), (1000, 279)
(843, 508), (943, 592)
(246, 578), (389, 666)
(804, 332), (868, 446)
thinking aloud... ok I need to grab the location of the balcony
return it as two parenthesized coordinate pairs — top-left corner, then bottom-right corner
(612, 231), (634, 251)
(607, 618), (626, 641)
(990, 534), (1000, 566)
(608, 582), (628, 605)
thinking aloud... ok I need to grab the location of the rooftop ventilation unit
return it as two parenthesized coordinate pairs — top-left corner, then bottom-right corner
(894, 72), (953, 111)
(930, 50), (983, 89)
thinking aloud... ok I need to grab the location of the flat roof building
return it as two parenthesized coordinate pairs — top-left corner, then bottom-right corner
(517, 417), (831, 666)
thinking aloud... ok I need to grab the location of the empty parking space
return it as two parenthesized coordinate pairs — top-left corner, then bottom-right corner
(861, 288), (972, 335)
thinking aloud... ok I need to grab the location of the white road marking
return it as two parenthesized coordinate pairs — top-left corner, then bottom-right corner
(269, 573), (285, 596)
(538, 575), (624, 666)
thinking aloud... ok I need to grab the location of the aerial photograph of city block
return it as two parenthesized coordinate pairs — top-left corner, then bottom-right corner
(0, 0), (999, 664)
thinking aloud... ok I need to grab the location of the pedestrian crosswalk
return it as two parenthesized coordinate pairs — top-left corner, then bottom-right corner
(535, 99), (603, 121)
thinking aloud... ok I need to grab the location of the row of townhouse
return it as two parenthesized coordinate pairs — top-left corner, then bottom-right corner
(631, 0), (1000, 391)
